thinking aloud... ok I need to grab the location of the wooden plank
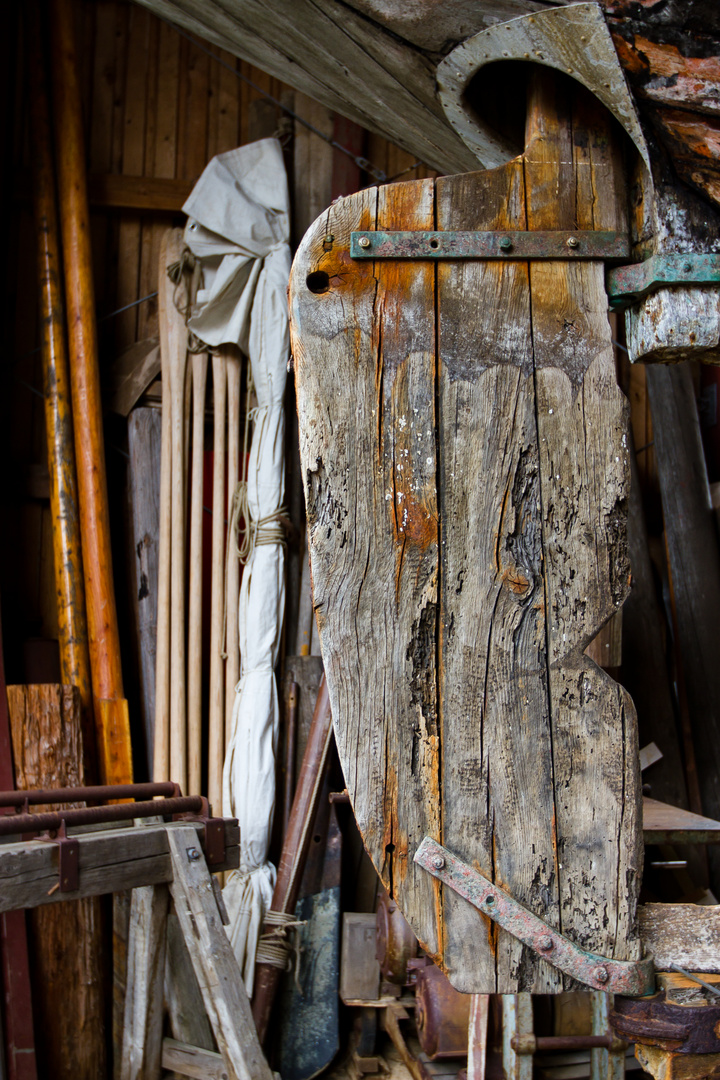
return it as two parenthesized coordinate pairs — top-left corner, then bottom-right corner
(339, 913), (380, 1003)
(108, 338), (161, 416)
(164, 910), (215, 1052)
(132, 0), (478, 175)
(0, 820), (240, 913)
(643, 797), (720, 845)
(7, 684), (105, 1080)
(646, 362), (720, 893)
(436, 160), (558, 993)
(120, 883), (169, 1080)
(127, 407), (163, 767)
(166, 826), (274, 1080)
(162, 1039), (226, 1080)
(638, 904), (720, 973)
(523, 72), (641, 968)
(291, 179), (443, 961)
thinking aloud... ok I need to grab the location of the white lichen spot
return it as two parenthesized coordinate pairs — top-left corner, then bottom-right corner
(549, 408), (553, 415)
(398, 416), (407, 429)
(426, 457), (433, 466)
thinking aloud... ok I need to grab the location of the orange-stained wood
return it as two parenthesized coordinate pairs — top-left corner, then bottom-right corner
(49, 0), (132, 784)
(27, 5), (95, 782)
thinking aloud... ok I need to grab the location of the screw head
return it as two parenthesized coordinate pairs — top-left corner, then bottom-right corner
(187, 847), (201, 862)
(358, 236), (371, 248)
(499, 237), (513, 252)
(595, 966), (609, 984)
(432, 855), (445, 870)
(538, 936), (553, 952)
(566, 236), (579, 249)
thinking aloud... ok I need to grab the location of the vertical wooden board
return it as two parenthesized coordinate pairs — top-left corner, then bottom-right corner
(436, 163), (561, 994)
(523, 76), (642, 966)
(216, 48), (241, 154)
(7, 685), (106, 1080)
(179, 38), (210, 180)
(116, 5), (150, 349)
(128, 407), (162, 767)
(291, 179), (442, 958)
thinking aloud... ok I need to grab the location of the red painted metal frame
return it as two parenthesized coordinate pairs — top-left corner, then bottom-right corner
(414, 836), (654, 996)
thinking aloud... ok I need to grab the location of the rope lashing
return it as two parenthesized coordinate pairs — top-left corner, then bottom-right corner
(255, 910), (307, 986)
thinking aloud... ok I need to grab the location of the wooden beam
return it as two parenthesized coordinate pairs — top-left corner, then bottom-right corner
(120, 884), (169, 1080)
(639, 904), (720, 973)
(0, 820), (239, 913)
(643, 797), (720, 846)
(162, 1039), (227, 1080)
(89, 173), (194, 211)
(166, 826), (274, 1080)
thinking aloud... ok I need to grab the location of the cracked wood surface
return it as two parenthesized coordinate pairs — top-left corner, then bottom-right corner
(290, 74), (642, 993)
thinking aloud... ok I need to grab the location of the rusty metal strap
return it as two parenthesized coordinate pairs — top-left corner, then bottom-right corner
(414, 837), (654, 996)
(350, 230), (629, 260)
(606, 253), (720, 310)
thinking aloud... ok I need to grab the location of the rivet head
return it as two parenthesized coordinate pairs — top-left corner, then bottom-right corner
(358, 236), (371, 248)
(567, 236), (579, 249)
(324, 234), (334, 244)
(683, 261), (692, 272)
(432, 855), (445, 870)
(187, 847), (201, 862)
(500, 237), (513, 252)
(595, 966), (609, 984)
(538, 936), (553, 952)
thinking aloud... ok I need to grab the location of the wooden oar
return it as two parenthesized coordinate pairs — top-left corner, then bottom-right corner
(157, 229), (189, 795)
(225, 349), (242, 749)
(209, 355), (228, 814)
(188, 351), (208, 796)
(27, 2), (94, 779)
(50, 0), (132, 785)
(154, 242), (173, 784)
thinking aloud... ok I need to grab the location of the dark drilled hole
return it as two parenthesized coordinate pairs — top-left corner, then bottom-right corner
(307, 270), (330, 294)
(429, 237), (439, 249)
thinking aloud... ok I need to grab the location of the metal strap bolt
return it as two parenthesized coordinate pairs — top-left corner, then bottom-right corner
(432, 855), (445, 870)
(187, 847), (201, 862)
(358, 235), (371, 248)
(595, 966), (609, 984)
(538, 936), (554, 952)
(499, 237), (513, 251)
(567, 236), (579, 248)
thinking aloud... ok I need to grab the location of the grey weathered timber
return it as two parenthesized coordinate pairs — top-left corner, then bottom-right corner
(162, 1039), (227, 1080)
(120, 884), (169, 1080)
(638, 905), (720, 974)
(437, 4), (648, 172)
(127, 407), (162, 768)
(132, 0), (479, 175)
(290, 73), (642, 993)
(164, 910), (215, 1054)
(166, 827), (273, 1080)
(524, 72), (641, 972)
(0, 820), (239, 912)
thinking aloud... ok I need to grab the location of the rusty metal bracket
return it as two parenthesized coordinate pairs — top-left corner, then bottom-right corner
(39, 822), (79, 894)
(414, 837), (654, 996)
(607, 253), (720, 310)
(350, 230), (629, 261)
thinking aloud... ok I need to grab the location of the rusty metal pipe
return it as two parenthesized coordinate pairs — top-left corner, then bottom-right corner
(282, 681), (299, 838)
(0, 783), (180, 808)
(0, 796), (207, 837)
(511, 1035), (626, 1053)
(252, 675), (333, 1041)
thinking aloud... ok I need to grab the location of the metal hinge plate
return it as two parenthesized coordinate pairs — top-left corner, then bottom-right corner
(350, 230), (629, 261)
(607, 253), (720, 310)
(414, 837), (654, 996)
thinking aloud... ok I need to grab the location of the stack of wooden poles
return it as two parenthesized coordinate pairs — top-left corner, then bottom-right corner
(18, 0), (135, 1075)
(153, 229), (246, 811)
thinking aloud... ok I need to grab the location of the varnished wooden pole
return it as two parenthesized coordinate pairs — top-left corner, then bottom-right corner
(49, 0), (132, 785)
(188, 351), (208, 795)
(154, 325), (172, 783)
(209, 355), (227, 813)
(27, 3), (95, 780)
(225, 349), (242, 749)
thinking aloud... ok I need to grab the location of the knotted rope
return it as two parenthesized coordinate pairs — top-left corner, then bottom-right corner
(255, 909), (306, 988)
